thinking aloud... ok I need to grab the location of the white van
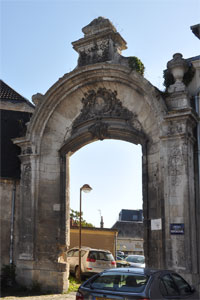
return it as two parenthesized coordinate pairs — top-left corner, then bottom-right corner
(67, 246), (116, 279)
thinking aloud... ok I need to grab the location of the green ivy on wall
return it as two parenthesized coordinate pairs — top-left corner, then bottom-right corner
(128, 56), (145, 76)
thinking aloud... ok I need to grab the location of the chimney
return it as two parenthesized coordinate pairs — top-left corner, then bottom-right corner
(100, 216), (104, 228)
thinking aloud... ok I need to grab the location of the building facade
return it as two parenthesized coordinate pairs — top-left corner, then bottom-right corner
(113, 210), (144, 255)
(0, 80), (34, 271)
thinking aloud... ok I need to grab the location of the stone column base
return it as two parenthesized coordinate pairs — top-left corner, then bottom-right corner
(16, 259), (69, 293)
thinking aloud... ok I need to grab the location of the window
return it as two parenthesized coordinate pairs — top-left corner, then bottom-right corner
(81, 250), (86, 257)
(67, 249), (86, 257)
(160, 274), (184, 297)
(88, 251), (98, 260)
(126, 255), (144, 264)
(86, 272), (148, 293)
(67, 250), (75, 257)
(171, 273), (192, 296)
(88, 251), (114, 261)
(73, 250), (79, 257)
(132, 215), (138, 221)
(98, 252), (114, 261)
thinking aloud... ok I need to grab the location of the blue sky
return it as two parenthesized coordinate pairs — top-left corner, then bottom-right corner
(1, 0), (199, 227)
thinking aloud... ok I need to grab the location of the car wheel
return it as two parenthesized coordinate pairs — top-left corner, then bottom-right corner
(75, 266), (79, 280)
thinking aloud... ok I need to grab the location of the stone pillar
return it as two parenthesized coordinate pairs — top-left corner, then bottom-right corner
(161, 112), (197, 275)
(160, 53), (199, 284)
(17, 141), (36, 261)
(143, 141), (165, 270)
(59, 153), (70, 259)
(13, 138), (70, 292)
(12, 139), (37, 287)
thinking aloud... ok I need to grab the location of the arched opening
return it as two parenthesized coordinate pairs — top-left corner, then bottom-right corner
(65, 139), (145, 282)
(70, 140), (142, 229)
(60, 128), (148, 264)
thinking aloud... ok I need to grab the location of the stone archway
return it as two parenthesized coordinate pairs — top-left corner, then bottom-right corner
(14, 17), (199, 293)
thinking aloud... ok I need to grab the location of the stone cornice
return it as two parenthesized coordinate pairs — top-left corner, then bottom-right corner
(72, 30), (127, 52)
(160, 108), (197, 142)
(164, 108), (198, 122)
(12, 137), (38, 156)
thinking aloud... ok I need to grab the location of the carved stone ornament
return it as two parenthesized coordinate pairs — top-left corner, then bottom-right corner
(168, 145), (187, 186)
(72, 88), (142, 135)
(22, 146), (33, 155)
(72, 17), (127, 67)
(167, 53), (188, 93)
(78, 40), (110, 66)
(89, 120), (109, 140)
(23, 163), (31, 187)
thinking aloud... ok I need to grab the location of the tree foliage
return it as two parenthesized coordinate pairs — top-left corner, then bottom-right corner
(70, 209), (94, 227)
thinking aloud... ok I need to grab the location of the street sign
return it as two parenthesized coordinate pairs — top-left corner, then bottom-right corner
(170, 223), (184, 235)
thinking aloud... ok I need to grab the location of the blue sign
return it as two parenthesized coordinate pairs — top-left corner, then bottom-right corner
(170, 223), (184, 235)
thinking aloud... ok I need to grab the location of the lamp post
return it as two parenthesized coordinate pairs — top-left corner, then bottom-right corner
(78, 184), (92, 282)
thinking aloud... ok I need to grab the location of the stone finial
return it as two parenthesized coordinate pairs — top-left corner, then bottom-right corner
(167, 53), (188, 93)
(72, 17), (127, 67)
(82, 17), (117, 37)
(32, 93), (44, 106)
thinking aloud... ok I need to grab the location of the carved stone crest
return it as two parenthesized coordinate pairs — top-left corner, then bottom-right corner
(72, 88), (142, 136)
(78, 40), (110, 66)
(89, 121), (109, 140)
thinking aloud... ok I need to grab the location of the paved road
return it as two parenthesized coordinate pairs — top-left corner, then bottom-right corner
(1, 292), (76, 300)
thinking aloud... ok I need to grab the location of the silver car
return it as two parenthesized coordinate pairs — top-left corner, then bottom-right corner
(66, 246), (116, 279)
(125, 255), (145, 268)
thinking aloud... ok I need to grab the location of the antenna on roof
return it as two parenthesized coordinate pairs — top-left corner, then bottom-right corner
(98, 209), (104, 228)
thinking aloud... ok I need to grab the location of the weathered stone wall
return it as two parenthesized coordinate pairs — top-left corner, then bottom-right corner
(0, 179), (20, 272)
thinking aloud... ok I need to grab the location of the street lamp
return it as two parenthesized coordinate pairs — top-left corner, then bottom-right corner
(78, 184), (92, 282)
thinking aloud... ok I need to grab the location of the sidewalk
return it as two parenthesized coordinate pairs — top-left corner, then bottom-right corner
(1, 292), (76, 300)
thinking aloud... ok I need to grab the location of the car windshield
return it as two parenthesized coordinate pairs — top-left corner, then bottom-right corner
(88, 251), (114, 261)
(86, 272), (148, 293)
(126, 256), (144, 263)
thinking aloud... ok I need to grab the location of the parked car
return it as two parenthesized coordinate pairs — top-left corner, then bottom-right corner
(116, 251), (127, 260)
(66, 246), (116, 279)
(117, 251), (125, 258)
(116, 256), (131, 268)
(76, 267), (198, 299)
(125, 255), (145, 268)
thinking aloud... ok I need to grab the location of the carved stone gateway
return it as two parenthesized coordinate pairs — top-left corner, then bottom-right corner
(13, 17), (199, 294)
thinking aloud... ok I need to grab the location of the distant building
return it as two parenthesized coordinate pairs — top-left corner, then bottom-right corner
(119, 209), (143, 222)
(0, 80), (34, 269)
(0, 80), (34, 178)
(70, 226), (118, 258)
(112, 209), (144, 255)
(190, 24), (200, 39)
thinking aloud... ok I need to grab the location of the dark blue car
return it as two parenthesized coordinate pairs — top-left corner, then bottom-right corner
(76, 267), (198, 299)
